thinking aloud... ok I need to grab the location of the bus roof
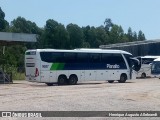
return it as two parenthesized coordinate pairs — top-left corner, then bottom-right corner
(26, 49), (132, 55)
(154, 57), (160, 61)
(137, 56), (160, 59)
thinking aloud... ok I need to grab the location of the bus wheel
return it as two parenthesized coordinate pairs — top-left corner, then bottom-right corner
(141, 73), (146, 78)
(68, 75), (78, 85)
(108, 80), (114, 83)
(58, 75), (67, 85)
(46, 83), (54, 86)
(118, 74), (127, 83)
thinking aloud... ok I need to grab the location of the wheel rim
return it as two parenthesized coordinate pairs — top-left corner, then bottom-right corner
(121, 76), (125, 81)
(120, 75), (126, 83)
(70, 79), (74, 84)
(58, 77), (66, 85)
(69, 76), (77, 85)
(141, 73), (146, 78)
(60, 78), (65, 83)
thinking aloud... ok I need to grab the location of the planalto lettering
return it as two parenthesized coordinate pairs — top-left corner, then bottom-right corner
(107, 64), (120, 69)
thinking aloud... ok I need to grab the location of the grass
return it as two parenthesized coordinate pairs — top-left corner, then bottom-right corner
(1, 66), (25, 80)
(12, 72), (25, 80)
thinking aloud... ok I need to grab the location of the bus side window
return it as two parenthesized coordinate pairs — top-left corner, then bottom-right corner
(52, 52), (64, 63)
(102, 53), (126, 66)
(142, 58), (155, 64)
(89, 53), (101, 63)
(76, 53), (89, 63)
(40, 52), (64, 63)
(40, 52), (52, 62)
(64, 52), (76, 63)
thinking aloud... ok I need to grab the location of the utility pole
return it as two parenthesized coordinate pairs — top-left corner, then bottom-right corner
(2, 46), (5, 71)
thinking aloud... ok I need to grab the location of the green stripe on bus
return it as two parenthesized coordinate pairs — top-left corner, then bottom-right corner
(50, 63), (65, 70)
(51, 63), (59, 70)
(57, 63), (65, 70)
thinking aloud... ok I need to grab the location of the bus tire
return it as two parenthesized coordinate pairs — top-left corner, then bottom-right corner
(141, 73), (146, 78)
(119, 74), (127, 83)
(58, 75), (67, 85)
(108, 80), (114, 83)
(68, 75), (78, 85)
(46, 83), (54, 86)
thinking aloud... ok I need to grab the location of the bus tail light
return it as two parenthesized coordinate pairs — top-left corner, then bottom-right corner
(35, 68), (39, 77)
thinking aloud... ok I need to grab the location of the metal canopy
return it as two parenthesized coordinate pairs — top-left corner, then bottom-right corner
(0, 32), (37, 45)
(0, 32), (37, 83)
(99, 39), (160, 49)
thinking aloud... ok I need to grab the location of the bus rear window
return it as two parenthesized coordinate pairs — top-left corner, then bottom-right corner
(26, 51), (36, 55)
(142, 58), (155, 64)
(26, 63), (35, 67)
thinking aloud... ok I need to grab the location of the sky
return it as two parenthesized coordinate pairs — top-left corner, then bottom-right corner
(0, 0), (160, 40)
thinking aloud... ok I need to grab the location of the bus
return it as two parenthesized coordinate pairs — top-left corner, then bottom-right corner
(135, 56), (160, 78)
(151, 57), (160, 78)
(25, 49), (140, 86)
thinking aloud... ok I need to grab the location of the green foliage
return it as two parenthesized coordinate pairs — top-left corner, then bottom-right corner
(0, 7), (5, 19)
(0, 7), (146, 79)
(0, 7), (9, 31)
(12, 70), (25, 80)
(138, 30), (146, 41)
(10, 17), (40, 34)
(43, 19), (70, 49)
(104, 18), (113, 32)
(67, 23), (84, 49)
(109, 25), (123, 43)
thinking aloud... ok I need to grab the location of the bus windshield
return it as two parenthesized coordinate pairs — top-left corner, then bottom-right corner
(123, 54), (140, 71)
(151, 61), (160, 74)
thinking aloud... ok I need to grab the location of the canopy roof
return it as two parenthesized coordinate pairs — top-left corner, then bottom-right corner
(0, 32), (37, 45)
(99, 39), (160, 48)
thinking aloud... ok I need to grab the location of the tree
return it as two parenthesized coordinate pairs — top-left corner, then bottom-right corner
(121, 34), (129, 43)
(133, 31), (138, 41)
(10, 17), (42, 49)
(43, 19), (69, 49)
(138, 30), (145, 41)
(43, 19), (59, 48)
(104, 18), (113, 32)
(95, 26), (109, 46)
(87, 27), (97, 47)
(54, 23), (70, 49)
(0, 7), (9, 31)
(66, 23), (84, 49)
(127, 27), (134, 42)
(0, 7), (5, 19)
(109, 25), (125, 43)
(117, 26), (125, 43)
(5, 17), (42, 69)
(10, 17), (40, 34)
(82, 26), (91, 47)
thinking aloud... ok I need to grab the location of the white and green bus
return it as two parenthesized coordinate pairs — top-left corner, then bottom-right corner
(25, 49), (140, 86)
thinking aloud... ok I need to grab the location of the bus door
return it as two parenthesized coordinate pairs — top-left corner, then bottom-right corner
(123, 54), (140, 80)
(131, 58), (141, 79)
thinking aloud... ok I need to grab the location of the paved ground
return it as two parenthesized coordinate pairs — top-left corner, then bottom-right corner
(0, 78), (160, 120)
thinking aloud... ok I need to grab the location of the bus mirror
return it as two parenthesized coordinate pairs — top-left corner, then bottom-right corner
(149, 63), (152, 66)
